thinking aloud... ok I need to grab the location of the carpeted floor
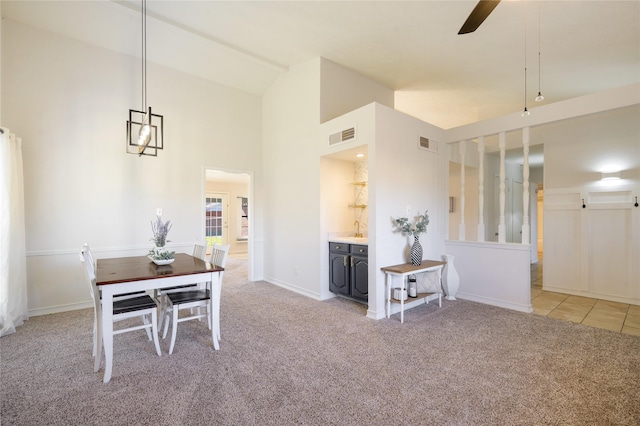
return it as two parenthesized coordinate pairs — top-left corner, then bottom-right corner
(1, 257), (639, 425)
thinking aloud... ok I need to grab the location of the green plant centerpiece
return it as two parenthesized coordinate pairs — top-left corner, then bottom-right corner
(149, 214), (175, 260)
(393, 211), (429, 265)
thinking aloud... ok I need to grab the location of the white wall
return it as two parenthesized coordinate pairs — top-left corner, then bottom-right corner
(371, 104), (448, 319)
(320, 58), (394, 123)
(263, 58), (395, 302)
(445, 241), (532, 313)
(2, 20), (263, 315)
(542, 106), (640, 304)
(262, 58), (323, 299)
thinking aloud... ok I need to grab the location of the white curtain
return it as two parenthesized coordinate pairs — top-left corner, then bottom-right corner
(0, 128), (28, 336)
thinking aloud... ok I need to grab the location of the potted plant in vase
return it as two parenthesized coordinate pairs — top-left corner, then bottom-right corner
(393, 211), (429, 266)
(149, 213), (175, 263)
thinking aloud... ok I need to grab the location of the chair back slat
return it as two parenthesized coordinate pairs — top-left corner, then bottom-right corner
(210, 244), (230, 269)
(193, 243), (207, 261)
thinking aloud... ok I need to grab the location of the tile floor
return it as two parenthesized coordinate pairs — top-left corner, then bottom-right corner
(531, 261), (640, 336)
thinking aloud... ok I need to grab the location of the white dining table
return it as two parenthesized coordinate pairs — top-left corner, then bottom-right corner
(95, 253), (223, 383)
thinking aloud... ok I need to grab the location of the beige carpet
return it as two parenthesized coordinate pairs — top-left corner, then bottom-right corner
(1, 257), (639, 425)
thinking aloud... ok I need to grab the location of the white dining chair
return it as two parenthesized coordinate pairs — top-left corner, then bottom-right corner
(83, 243), (152, 358)
(163, 243), (230, 354)
(209, 244), (230, 342)
(156, 242), (207, 330)
(80, 245), (161, 373)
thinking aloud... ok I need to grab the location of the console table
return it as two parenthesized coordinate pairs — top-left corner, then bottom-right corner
(381, 260), (445, 323)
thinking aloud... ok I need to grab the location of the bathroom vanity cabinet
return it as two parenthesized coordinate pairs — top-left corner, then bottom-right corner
(329, 242), (368, 302)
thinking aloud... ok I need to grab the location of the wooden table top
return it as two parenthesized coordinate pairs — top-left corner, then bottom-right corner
(381, 260), (445, 274)
(96, 253), (223, 285)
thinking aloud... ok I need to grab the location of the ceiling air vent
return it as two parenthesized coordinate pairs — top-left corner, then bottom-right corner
(419, 136), (438, 153)
(329, 127), (356, 146)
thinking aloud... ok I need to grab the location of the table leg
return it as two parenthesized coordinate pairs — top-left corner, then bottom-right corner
(437, 266), (443, 307)
(101, 289), (114, 384)
(385, 273), (390, 319)
(400, 277), (405, 324)
(210, 272), (220, 350)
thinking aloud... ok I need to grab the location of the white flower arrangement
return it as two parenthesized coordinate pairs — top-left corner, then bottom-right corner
(393, 211), (429, 236)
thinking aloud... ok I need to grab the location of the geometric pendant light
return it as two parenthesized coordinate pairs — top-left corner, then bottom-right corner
(126, 0), (163, 156)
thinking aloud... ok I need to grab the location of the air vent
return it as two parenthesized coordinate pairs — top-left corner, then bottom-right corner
(329, 127), (356, 146)
(419, 136), (438, 153)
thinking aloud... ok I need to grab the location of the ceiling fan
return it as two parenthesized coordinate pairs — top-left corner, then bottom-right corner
(458, 0), (501, 35)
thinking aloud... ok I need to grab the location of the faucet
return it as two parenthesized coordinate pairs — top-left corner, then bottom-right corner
(354, 220), (363, 238)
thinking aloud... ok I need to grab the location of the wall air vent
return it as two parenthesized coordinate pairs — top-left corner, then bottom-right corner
(419, 136), (438, 153)
(329, 127), (356, 146)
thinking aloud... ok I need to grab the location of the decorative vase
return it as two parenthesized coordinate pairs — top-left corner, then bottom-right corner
(152, 245), (166, 257)
(441, 254), (459, 300)
(410, 235), (423, 266)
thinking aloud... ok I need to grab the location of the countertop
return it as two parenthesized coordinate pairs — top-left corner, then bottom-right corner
(329, 237), (368, 245)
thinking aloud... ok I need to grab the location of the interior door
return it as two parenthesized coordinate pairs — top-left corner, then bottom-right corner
(205, 193), (228, 247)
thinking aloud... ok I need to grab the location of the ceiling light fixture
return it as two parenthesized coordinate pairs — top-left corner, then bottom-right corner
(355, 153), (364, 158)
(521, 1), (530, 117)
(126, 0), (163, 157)
(601, 171), (621, 181)
(535, 1), (544, 102)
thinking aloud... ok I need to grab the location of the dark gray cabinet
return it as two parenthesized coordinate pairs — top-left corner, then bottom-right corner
(329, 242), (368, 302)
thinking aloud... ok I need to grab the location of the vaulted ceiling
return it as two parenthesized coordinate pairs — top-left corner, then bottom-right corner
(3, 1), (639, 129)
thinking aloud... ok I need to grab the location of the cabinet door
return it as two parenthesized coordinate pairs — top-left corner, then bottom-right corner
(350, 255), (368, 301)
(329, 252), (349, 295)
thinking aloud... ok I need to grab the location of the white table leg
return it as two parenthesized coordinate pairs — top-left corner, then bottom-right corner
(210, 272), (220, 350)
(101, 289), (114, 384)
(210, 294), (219, 351)
(437, 266), (443, 307)
(400, 274), (405, 324)
(385, 273), (391, 319)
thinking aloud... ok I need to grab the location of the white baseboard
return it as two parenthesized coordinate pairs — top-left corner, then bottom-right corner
(29, 301), (93, 317)
(263, 277), (322, 301)
(456, 292), (533, 313)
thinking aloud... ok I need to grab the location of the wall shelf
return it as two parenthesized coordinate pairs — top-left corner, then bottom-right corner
(349, 204), (367, 209)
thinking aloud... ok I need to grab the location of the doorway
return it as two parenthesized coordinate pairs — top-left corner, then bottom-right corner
(204, 169), (251, 259)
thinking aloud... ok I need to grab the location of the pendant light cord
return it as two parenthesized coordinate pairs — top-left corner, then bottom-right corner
(523, 1), (528, 112)
(141, 0), (147, 112)
(535, 0), (544, 102)
(537, 1), (541, 93)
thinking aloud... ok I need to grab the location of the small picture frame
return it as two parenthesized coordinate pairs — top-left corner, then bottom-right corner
(449, 197), (454, 213)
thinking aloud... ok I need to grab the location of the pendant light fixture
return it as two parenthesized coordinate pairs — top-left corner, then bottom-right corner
(534, 1), (544, 102)
(126, 0), (163, 157)
(521, 1), (530, 117)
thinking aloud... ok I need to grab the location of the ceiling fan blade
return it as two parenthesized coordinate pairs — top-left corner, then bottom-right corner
(458, 0), (501, 35)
